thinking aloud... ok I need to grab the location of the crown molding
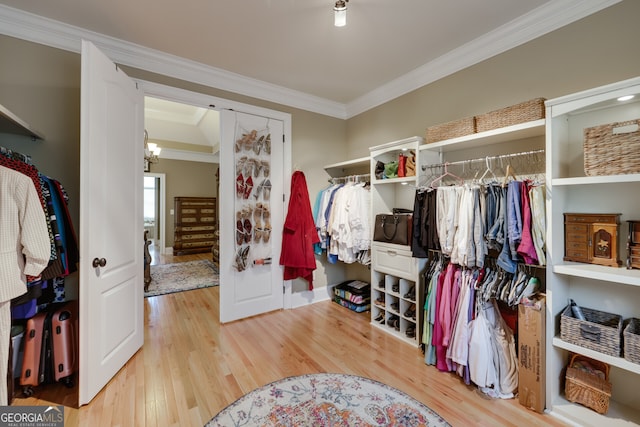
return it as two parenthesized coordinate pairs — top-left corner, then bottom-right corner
(159, 148), (219, 164)
(0, 1), (621, 120)
(0, 4), (347, 119)
(345, 0), (622, 118)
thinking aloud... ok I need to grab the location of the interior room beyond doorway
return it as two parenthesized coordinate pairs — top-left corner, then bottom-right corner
(143, 96), (220, 256)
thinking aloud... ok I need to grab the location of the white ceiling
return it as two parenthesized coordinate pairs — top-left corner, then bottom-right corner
(0, 0), (621, 116)
(145, 97), (217, 147)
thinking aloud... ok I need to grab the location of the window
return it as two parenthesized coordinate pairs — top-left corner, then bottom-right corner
(143, 176), (157, 221)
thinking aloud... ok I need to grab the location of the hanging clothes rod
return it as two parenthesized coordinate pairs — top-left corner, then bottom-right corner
(421, 148), (545, 171)
(329, 173), (370, 183)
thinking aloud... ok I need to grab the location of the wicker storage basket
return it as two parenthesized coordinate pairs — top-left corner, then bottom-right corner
(623, 317), (640, 364)
(475, 98), (546, 133)
(583, 119), (640, 176)
(425, 116), (476, 143)
(560, 305), (622, 357)
(565, 354), (611, 414)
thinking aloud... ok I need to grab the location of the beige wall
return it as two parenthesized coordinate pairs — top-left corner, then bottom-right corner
(346, 0), (640, 158)
(0, 35), (347, 267)
(119, 66), (348, 215)
(1, 0), (640, 291)
(147, 159), (218, 248)
(0, 34), (347, 290)
(118, 69), (348, 290)
(0, 36), (81, 228)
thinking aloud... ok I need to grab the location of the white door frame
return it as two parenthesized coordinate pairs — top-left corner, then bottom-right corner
(138, 80), (294, 306)
(143, 172), (166, 253)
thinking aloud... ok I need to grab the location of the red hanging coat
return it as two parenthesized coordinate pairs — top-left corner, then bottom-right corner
(279, 171), (320, 289)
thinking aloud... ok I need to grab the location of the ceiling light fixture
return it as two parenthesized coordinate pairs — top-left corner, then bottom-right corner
(334, 0), (348, 27)
(144, 129), (162, 165)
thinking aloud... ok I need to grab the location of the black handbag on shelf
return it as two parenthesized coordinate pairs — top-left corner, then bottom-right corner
(373, 213), (412, 246)
(375, 161), (385, 179)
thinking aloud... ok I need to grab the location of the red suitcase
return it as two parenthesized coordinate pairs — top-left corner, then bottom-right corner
(50, 300), (77, 384)
(20, 311), (48, 393)
(20, 301), (77, 396)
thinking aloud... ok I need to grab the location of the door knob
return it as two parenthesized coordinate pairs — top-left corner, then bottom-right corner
(92, 258), (107, 268)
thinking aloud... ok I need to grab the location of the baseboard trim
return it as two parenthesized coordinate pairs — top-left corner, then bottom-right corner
(289, 285), (334, 309)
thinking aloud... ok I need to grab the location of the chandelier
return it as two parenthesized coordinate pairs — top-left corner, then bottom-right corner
(144, 129), (161, 164)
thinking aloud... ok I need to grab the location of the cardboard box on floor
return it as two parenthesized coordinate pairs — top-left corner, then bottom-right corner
(518, 294), (546, 413)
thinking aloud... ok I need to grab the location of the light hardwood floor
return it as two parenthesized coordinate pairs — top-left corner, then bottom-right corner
(12, 249), (568, 426)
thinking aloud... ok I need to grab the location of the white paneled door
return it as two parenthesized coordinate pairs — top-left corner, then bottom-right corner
(79, 41), (144, 405)
(219, 110), (287, 322)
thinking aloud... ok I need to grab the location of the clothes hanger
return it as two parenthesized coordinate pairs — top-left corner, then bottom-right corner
(479, 156), (498, 183)
(531, 151), (546, 185)
(501, 163), (518, 187)
(430, 162), (464, 188)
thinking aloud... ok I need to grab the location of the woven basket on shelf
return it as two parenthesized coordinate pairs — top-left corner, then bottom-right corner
(584, 119), (640, 176)
(475, 98), (546, 133)
(560, 305), (622, 357)
(623, 317), (640, 364)
(565, 354), (611, 414)
(425, 116), (476, 143)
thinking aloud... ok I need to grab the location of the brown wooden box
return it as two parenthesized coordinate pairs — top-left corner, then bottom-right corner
(626, 220), (640, 269)
(563, 213), (621, 267)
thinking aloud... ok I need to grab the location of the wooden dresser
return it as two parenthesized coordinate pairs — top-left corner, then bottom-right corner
(564, 213), (621, 267)
(173, 197), (217, 255)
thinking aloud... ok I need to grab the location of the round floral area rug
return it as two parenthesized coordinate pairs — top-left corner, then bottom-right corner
(206, 373), (451, 427)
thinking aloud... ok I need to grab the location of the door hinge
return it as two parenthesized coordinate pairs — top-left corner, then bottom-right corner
(282, 134), (285, 143)
(283, 194), (285, 202)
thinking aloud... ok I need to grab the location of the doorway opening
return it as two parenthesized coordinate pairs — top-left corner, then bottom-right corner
(141, 80), (293, 323)
(143, 95), (220, 260)
(143, 173), (166, 260)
